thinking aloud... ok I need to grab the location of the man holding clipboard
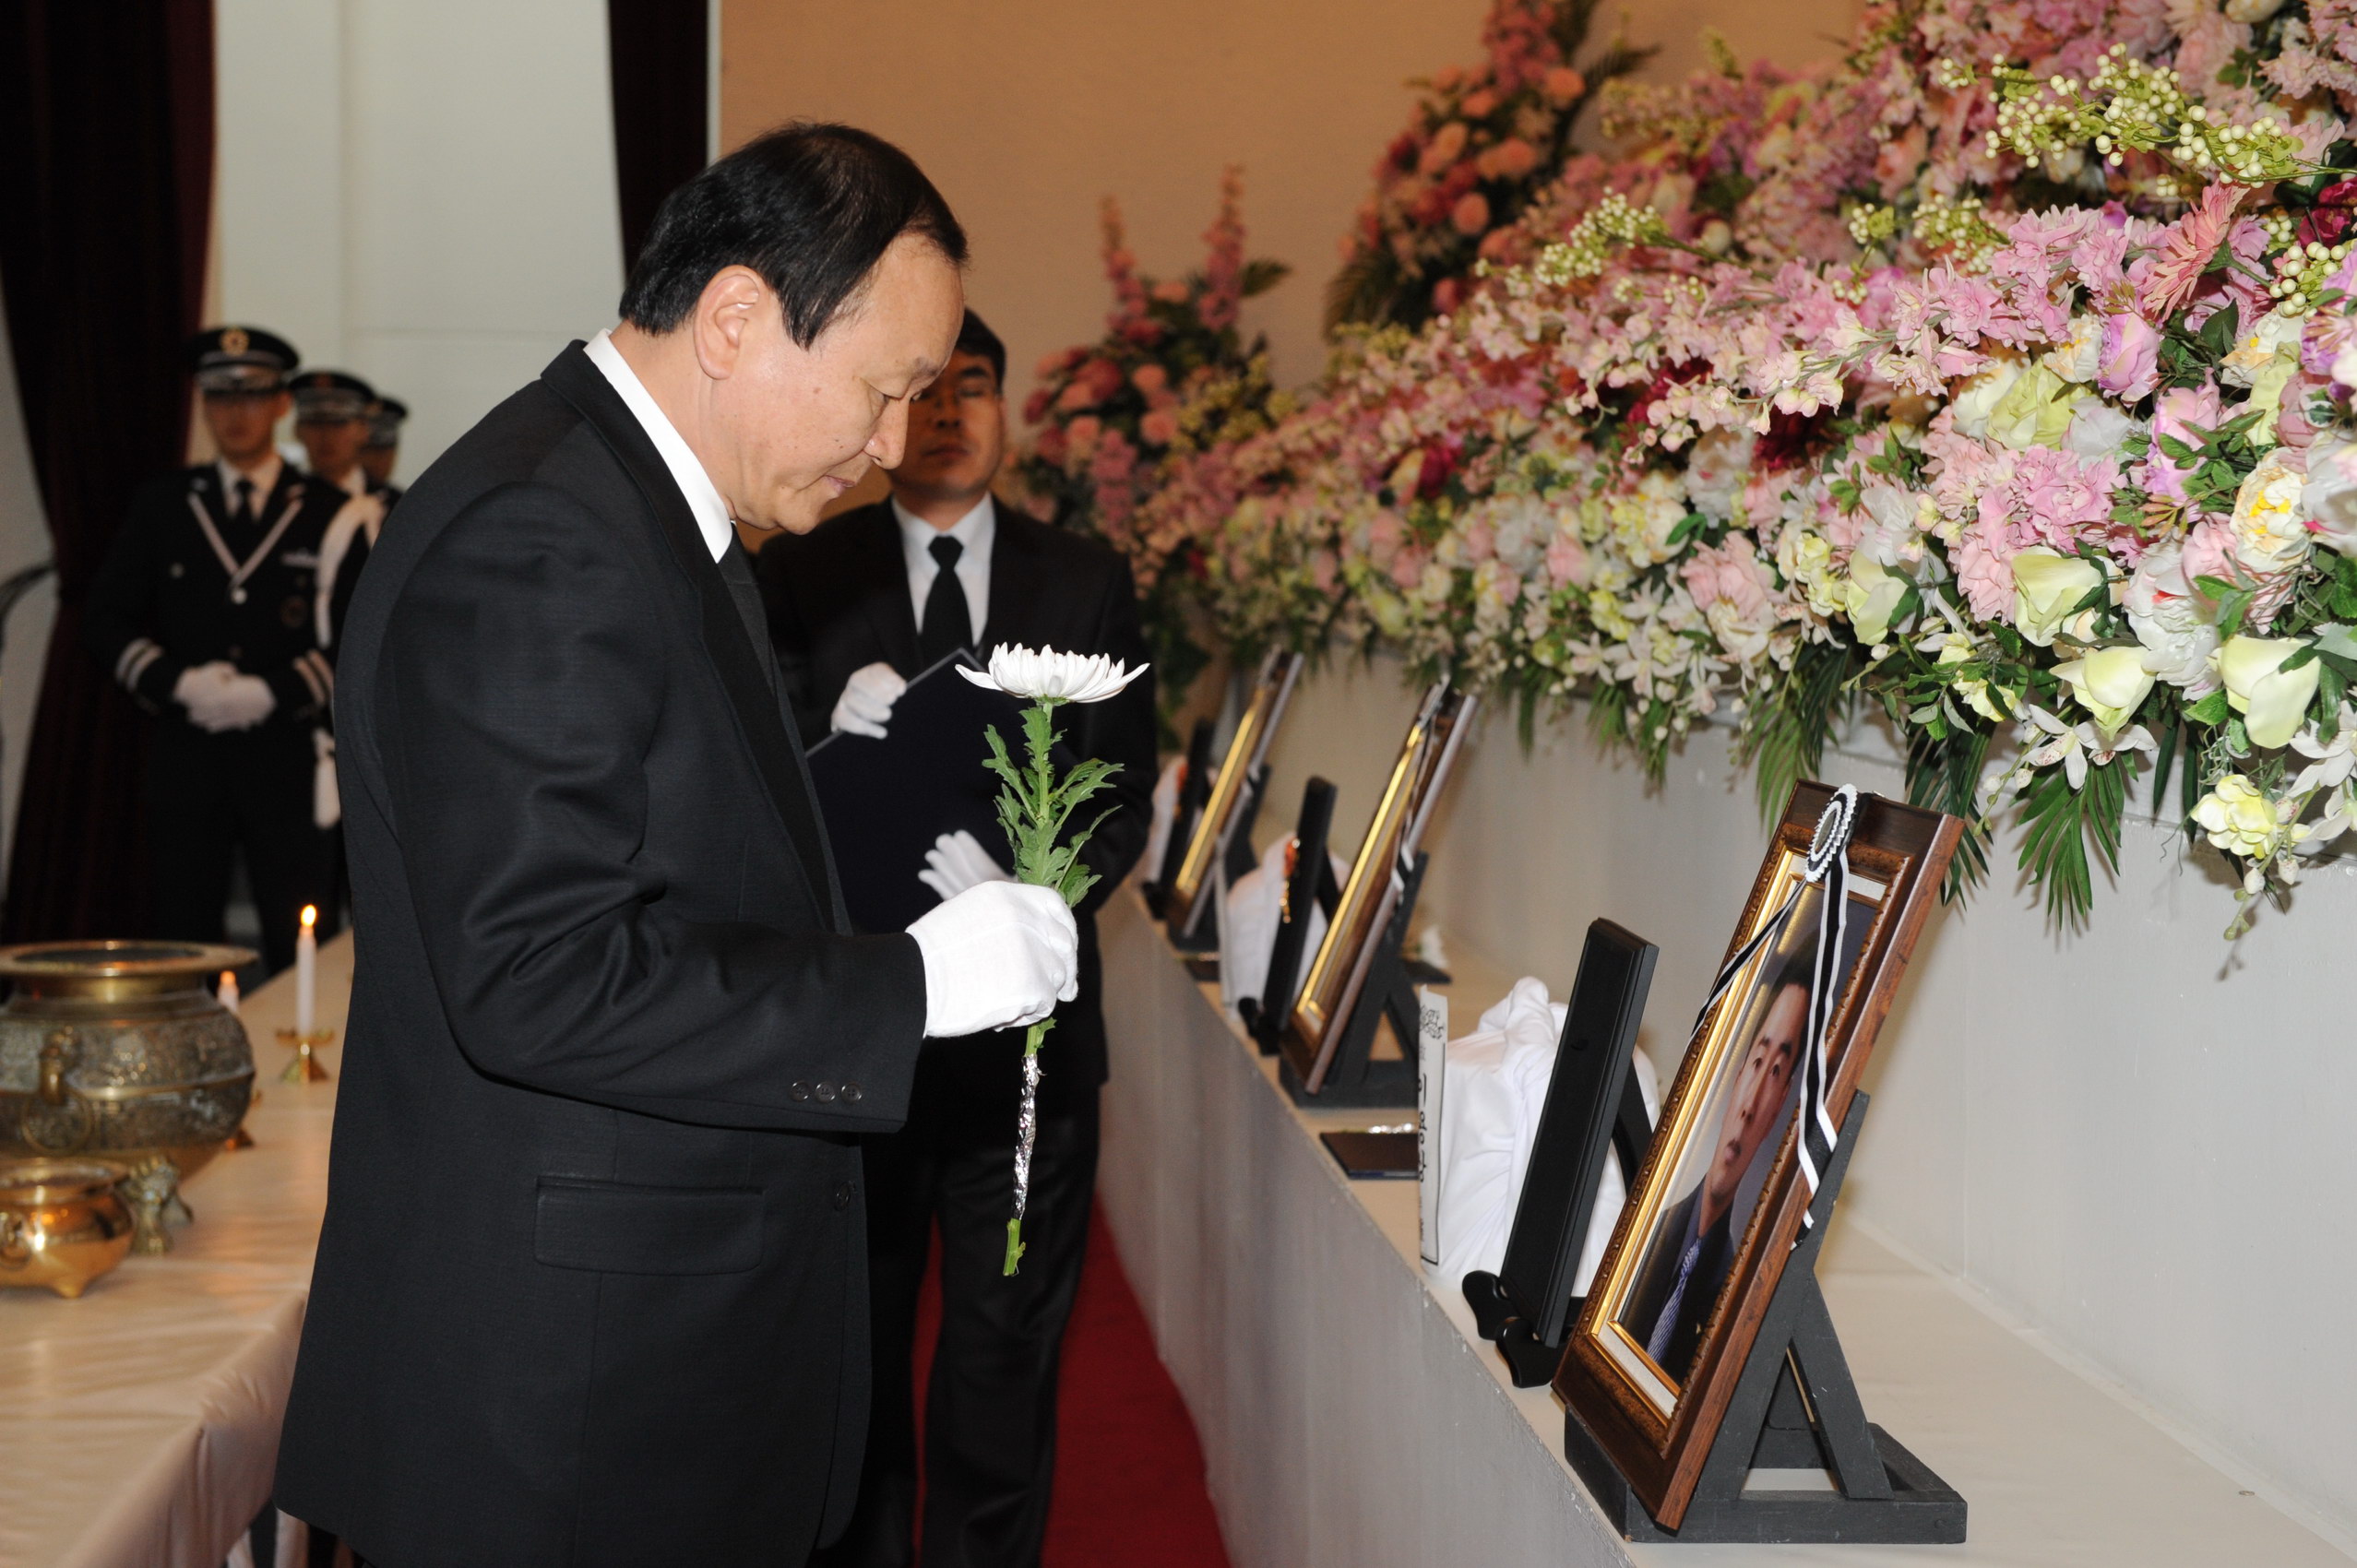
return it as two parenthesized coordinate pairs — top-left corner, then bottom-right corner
(760, 310), (1155, 1568)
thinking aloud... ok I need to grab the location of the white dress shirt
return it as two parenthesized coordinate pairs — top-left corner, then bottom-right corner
(584, 327), (733, 563)
(216, 453), (283, 515)
(892, 493), (994, 640)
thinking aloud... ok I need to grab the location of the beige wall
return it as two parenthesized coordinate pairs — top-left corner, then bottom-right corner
(720, 0), (1863, 411)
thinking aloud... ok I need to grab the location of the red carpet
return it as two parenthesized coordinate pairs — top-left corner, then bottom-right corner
(911, 1204), (1232, 1567)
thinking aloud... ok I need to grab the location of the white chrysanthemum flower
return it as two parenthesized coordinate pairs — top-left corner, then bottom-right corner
(959, 644), (1149, 705)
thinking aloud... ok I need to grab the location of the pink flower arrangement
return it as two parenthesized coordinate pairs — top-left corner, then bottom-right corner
(1099, 0), (2357, 930)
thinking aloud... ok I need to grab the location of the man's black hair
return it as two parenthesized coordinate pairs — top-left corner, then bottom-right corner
(620, 122), (967, 343)
(955, 310), (1006, 391)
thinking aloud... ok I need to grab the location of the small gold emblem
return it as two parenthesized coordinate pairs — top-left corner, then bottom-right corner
(221, 327), (249, 356)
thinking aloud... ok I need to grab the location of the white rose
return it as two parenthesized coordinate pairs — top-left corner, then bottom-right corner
(2224, 0), (2288, 24)
(2065, 400), (2145, 462)
(2229, 452), (2313, 577)
(1682, 427), (1754, 521)
(2124, 540), (2221, 695)
(2042, 315), (2104, 383)
(1948, 353), (2027, 441)
(2222, 309), (2301, 388)
(2301, 437), (2357, 554)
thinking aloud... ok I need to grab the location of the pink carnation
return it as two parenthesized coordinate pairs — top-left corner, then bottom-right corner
(1542, 65), (1585, 104)
(2141, 383), (2225, 506)
(1139, 409), (1181, 447)
(1545, 529), (1590, 588)
(1681, 537), (1773, 619)
(1451, 191), (1493, 236)
(1953, 528), (2018, 622)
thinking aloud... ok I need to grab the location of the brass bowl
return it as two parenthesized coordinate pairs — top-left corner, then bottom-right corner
(0, 942), (256, 1249)
(0, 1158), (134, 1298)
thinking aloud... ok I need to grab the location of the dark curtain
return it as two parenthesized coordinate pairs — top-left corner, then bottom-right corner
(607, 0), (709, 276)
(0, 1), (214, 942)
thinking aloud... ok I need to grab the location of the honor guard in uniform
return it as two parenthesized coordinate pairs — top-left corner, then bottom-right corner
(84, 327), (346, 973)
(357, 394), (405, 498)
(291, 368), (390, 651)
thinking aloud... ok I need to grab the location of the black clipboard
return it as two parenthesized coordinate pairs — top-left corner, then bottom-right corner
(806, 650), (1028, 934)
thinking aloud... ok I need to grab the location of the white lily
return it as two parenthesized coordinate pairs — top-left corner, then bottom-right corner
(960, 645), (1149, 706)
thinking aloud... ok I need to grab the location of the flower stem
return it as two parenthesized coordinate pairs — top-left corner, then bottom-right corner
(1002, 1016), (1053, 1276)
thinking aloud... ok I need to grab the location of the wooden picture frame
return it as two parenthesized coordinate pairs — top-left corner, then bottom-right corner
(1279, 681), (1475, 1094)
(1164, 649), (1304, 940)
(1553, 782), (1960, 1530)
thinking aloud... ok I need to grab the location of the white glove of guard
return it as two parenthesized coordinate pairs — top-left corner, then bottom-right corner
(174, 661), (277, 732)
(906, 880), (1078, 1037)
(830, 660), (907, 739)
(918, 829), (1014, 903)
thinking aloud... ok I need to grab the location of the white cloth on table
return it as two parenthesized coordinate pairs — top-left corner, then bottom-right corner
(1221, 834), (1349, 1013)
(1429, 977), (1661, 1291)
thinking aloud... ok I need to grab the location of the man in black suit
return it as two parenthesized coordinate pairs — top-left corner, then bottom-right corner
(1625, 980), (1808, 1384)
(357, 393), (406, 498)
(275, 125), (1084, 1568)
(84, 326), (345, 972)
(289, 367), (396, 651)
(760, 310), (1156, 1568)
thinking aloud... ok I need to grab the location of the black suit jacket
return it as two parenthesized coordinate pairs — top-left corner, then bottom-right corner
(83, 463), (342, 731)
(276, 344), (928, 1567)
(757, 501), (1155, 1106)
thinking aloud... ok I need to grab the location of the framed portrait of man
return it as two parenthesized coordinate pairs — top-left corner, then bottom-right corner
(1164, 648), (1303, 940)
(1554, 782), (1960, 1530)
(1279, 680), (1474, 1094)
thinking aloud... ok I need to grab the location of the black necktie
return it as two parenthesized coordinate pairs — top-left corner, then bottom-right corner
(715, 543), (779, 699)
(231, 477), (257, 528)
(919, 534), (972, 667)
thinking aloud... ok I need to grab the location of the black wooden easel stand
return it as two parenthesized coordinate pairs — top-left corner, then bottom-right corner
(1279, 851), (1435, 1109)
(1243, 778), (1339, 1056)
(1563, 1094), (1967, 1545)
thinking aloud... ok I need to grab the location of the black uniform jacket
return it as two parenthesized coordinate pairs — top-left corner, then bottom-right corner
(84, 463), (341, 729)
(274, 343), (928, 1567)
(756, 501), (1155, 1105)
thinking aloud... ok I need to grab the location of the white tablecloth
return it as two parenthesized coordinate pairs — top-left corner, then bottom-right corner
(1093, 889), (2353, 1567)
(0, 936), (350, 1568)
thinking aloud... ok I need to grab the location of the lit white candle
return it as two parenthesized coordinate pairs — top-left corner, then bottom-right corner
(295, 906), (317, 1037)
(218, 969), (241, 1016)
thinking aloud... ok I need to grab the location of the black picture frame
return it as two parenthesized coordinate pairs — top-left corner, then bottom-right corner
(1499, 919), (1659, 1346)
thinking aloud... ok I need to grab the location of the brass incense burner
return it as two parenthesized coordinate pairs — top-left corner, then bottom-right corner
(0, 942), (256, 1251)
(0, 1158), (135, 1297)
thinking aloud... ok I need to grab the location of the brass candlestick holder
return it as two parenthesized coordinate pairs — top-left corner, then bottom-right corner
(277, 1028), (334, 1085)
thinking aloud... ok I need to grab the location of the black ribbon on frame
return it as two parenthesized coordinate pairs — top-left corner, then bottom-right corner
(1683, 785), (1859, 1237)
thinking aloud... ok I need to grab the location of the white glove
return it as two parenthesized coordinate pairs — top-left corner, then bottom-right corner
(830, 660), (907, 739)
(918, 829), (1014, 903)
(906, 881), (1079, 1037)
(174, 661), (276, 732)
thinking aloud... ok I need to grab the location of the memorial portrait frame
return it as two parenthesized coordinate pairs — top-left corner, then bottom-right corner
(1555, 783), (1959, 1530)
(1279, 680), (1473, 1094)
(1164, 648), (1304, 941)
